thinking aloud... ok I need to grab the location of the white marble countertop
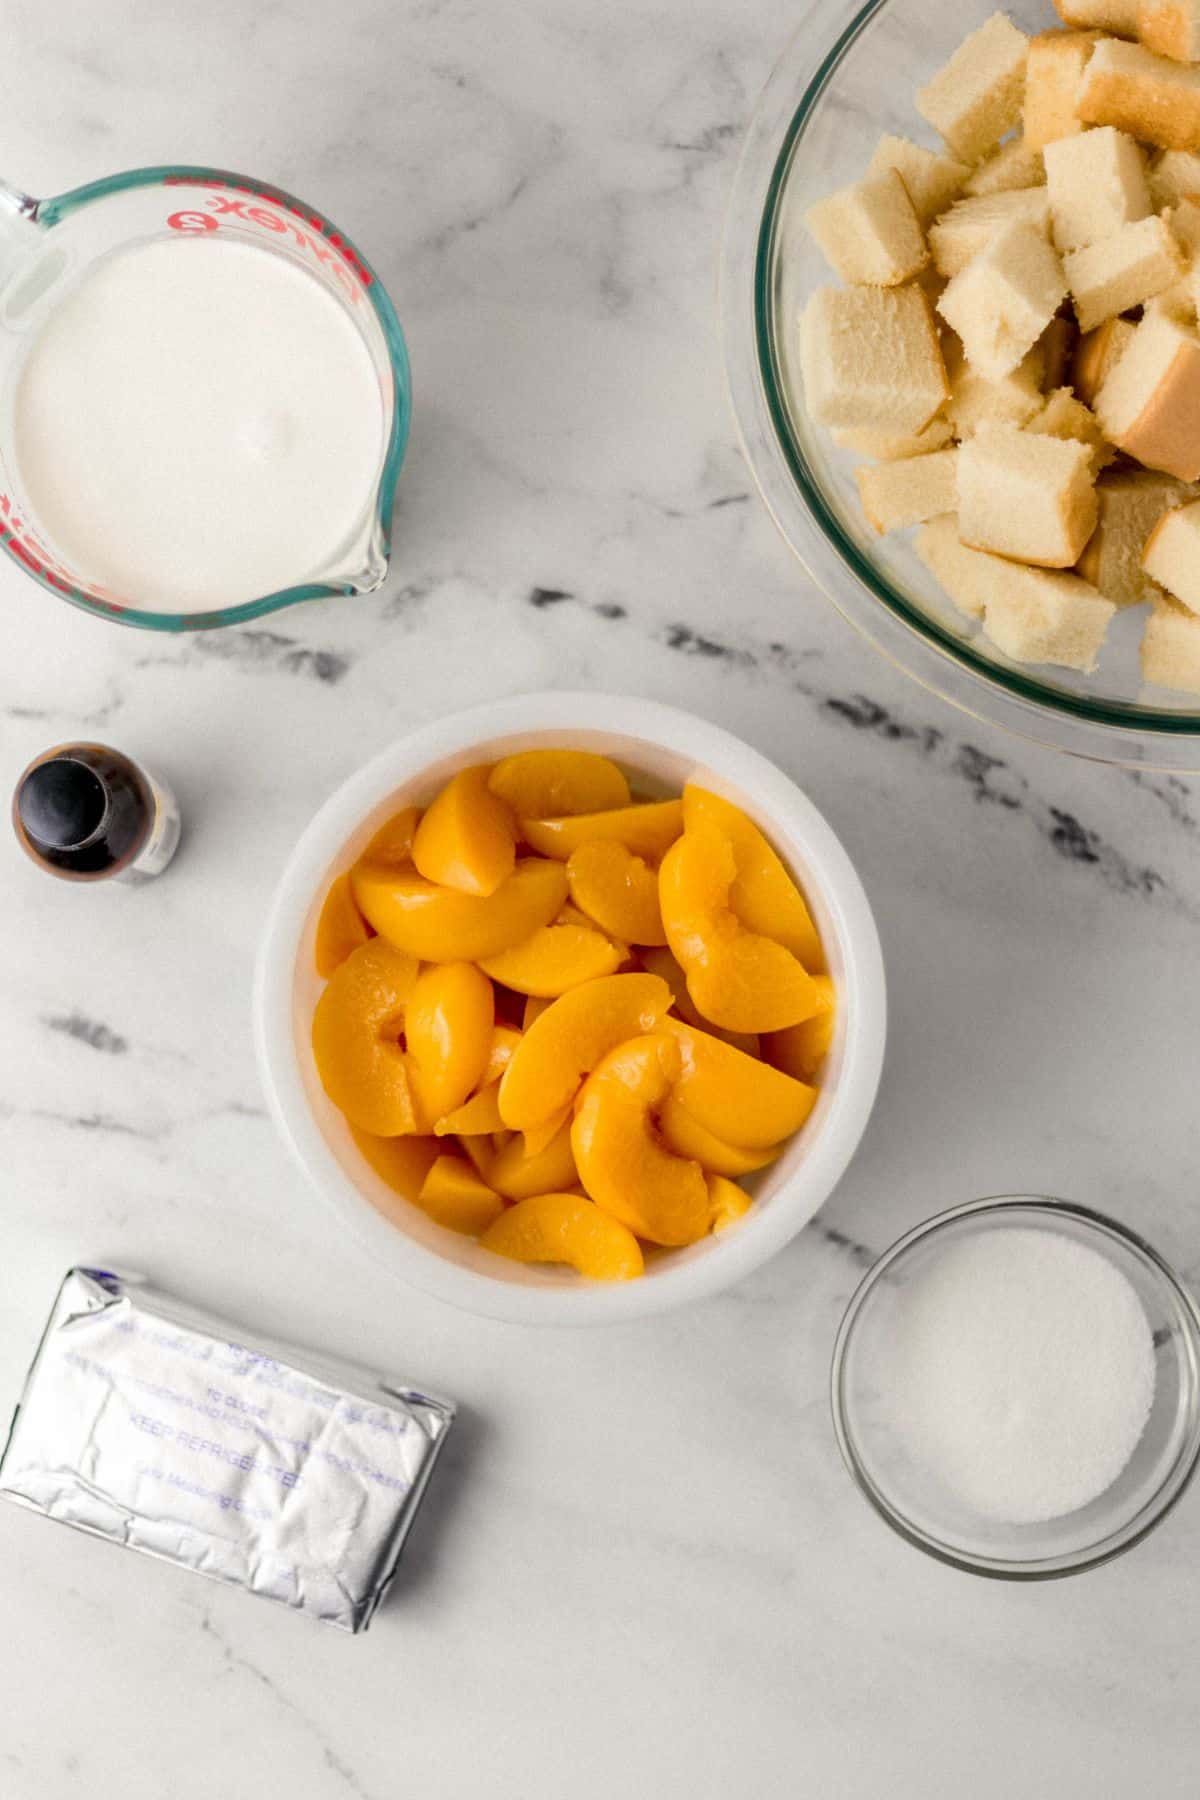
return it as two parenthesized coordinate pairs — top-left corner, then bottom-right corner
(3, 0), (1200, 1794)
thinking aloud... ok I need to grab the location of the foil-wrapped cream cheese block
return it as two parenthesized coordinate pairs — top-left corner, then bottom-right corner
(0, 1268), (455, 1632)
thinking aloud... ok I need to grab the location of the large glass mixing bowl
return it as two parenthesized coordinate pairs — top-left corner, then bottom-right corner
(721, 0), (1200, 768)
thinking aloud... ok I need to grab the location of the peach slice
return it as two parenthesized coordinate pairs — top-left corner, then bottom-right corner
(352, 857), (567, 963)
(762, 975), (836, 1083)
(489, 749), (630, 818)
(480, 1024), (523, 1084)
(659, 822), (824, 1033)
(411, 765), (516, 897)
(657, 1098), (782, 1178)
(480, 919), (625, 997)
(521, 799), (683, 862)
(637, 946), (760, 1056)
(567, 840), (668, 946)
(682, 786), (823, 971)
(404, 962), (494, 1125)
(459, 1134), (496, 1180)
(571, 1034), (711, 1246)
(480, 1192), (644, 1281)
(489, 1120), (579, 1200)
(708, 1174), (754, 1234)
(417, 1155), (506, 1235)
(312, 939), (421, 1135)
(522, 1105), (571, 1157)
(434, 1080), (505, 1138)
(664, 1018), (817, 1148)
(349, 1126), (441, 1200)
(315, 871), (372, 977)
(357, 805), (421, 872)
(522, 994), (552, 1030)
(498, 970), (673, 1130)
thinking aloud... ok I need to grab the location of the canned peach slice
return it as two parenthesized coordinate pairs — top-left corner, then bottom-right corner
(761, 976), (836, 1083)
(488, 749), (630, 818)
(314, 871), (372, 977)
(566, 839), (667, 946)
(411, 766), (516, 898)
(708, 1174), (754, 1234)
(480, 1192), (644, 1281)
(417, 1155), (506, 1236)
(520, 799), (683, 862)
(434, 1080), (506, 1138)
(498, 971), (673, 1131)
(663, 1018), (816, 1148)
(682, 786), (823, 972)
(571, 1034), (710, 1247)
(489, 1118), (579, 1200)
(479, 919), (625, 997)
(657, 1098), (782, 1178)
(352, 857), (567, 962)
(404, 962), (495, 1126)
(311, 939), (421, 1136)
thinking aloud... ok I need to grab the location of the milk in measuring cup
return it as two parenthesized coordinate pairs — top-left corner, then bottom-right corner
(11, 235), (385, 613)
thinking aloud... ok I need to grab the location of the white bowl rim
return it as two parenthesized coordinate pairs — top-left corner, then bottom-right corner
(253, 692), (886, 1325)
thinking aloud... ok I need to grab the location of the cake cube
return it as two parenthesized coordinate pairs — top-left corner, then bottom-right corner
(965, 139), (1048, 196)
(867, 135), (970, 226)
(1072, 315), (1137, 401)
(1141, 594), (1200, 689)
(805, 170), (929, 287)
(1096, 310), (1200, 478)
(832, 415), (955, 460)
(1029, 387), (1115, 474)
(958, 423), (1098, 565)
(1139, 0), (1200, 63)
(1078, 468), (1196, 603)
(1077, 38), (1200, 151)
(929, 190), (1053, 278)
(1043, 127), (1150, 251)
(916, 12), (1030, 163)
(916, 512), (1002, 618)
(1054, 0), (1139, 30)
(1025, 30), (1100, 150)
(937, 219), (1067, 381)
(1064, 215), (1183, 331)
(982, 566), (1116, 668)
(1039, 312), (1078, 388)
(1142, 496), (1200, 609)
(944, 334), (1046, 434)
(798, 285), (948, 432)
(856, 448), (960, 533)
(1148, 147), (1200, 207)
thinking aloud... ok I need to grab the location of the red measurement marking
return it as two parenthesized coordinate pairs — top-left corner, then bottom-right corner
(163, 178), (372, 301)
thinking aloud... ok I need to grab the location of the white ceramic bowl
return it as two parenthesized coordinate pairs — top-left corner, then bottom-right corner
(254, 693), (886, 1324)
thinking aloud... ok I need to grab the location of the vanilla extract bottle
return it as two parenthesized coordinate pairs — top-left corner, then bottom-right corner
(13, 742), (181, 884)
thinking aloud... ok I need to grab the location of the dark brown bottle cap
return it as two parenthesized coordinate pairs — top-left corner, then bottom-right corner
(17, 756), (109, 852)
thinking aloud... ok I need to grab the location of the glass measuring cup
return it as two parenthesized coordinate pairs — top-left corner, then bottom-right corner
(0, 165), (411, 631)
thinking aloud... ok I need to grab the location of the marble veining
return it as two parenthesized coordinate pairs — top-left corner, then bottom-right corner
(3, 0), (1200, 1795)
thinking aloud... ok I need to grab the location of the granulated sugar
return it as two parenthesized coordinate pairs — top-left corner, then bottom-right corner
(880, 1227), (1156, 1524)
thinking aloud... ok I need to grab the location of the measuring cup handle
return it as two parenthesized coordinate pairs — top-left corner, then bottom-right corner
(0, 181), (42, 289)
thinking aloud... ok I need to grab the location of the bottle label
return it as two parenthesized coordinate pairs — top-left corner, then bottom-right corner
(119, 768), (182, 884)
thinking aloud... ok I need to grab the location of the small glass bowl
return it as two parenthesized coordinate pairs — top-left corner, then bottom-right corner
(720, 0), (1200, 766)
(831, 1197), (1200, 1578)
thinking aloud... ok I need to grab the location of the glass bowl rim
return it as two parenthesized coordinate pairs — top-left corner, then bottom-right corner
(727, 0), (1200, 757)
(830, 1193), (1200, 1579)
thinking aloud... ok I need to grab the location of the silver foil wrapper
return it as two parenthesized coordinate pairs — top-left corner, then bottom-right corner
(0, 1267), (455, 1632)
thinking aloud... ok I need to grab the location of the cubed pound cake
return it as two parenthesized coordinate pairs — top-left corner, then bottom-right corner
(965, 139), (1049, 196)
(929, 189), (1053, 278)
(1138, 0), (1200, 63)
(1043, 127), (1151, 250)
(1095, 309), (1200, 477)
(805, 170), (929, 287)
(1025, 30), (1100, 150)
(943, 334), (1046, 434)
(1064, 214), (1183, 329)
(937, 219), (1066, 380)
(1029, 387), (1115, 474)
(1148, 147), (1200, 206)
(957, 424), (1098, 565)
(832, 416), (955, 460)
(867, 135), (970, 226)
(856, 449), (959, 533)
(916, 12), (1030, 163)
(1054, 0), (1139, 31)
(1077, 38), (1200, 150)
(799, 285), (948, 432)
(1077, 468), (1196, 603)
(1141, 594), (1200, 690)
(1142, 495), (1200, 608)
(1072, 315), (1137, 400)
